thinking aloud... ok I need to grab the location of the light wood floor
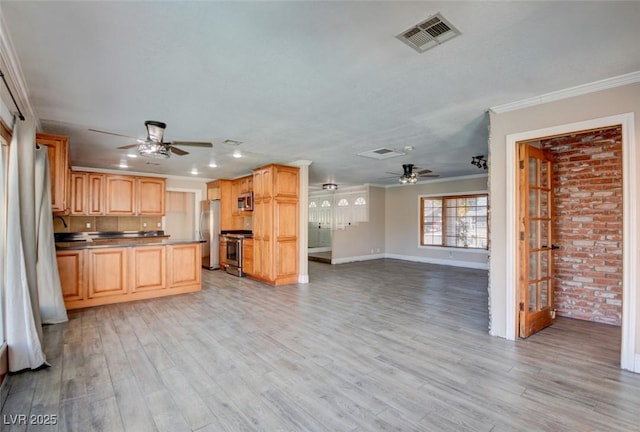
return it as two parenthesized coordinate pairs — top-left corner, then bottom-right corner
(2, 259), (639, 431)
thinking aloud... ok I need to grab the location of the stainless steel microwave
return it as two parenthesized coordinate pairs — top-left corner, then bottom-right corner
(237, 192), (253, 211)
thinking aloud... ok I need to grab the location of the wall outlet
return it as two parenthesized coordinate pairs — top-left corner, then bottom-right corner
(370, 248), (374, 254)
(85, 223), (91, 229)
(143, 222), (147, 228)
(157, 222), (161, 228)
(376, 248), (380, 253)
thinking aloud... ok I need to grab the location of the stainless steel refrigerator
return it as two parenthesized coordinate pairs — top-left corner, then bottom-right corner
(200, 199), (221, 270)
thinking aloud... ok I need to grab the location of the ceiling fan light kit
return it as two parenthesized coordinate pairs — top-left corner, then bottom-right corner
(322, 183), (338, 191)
(138, 142), (170, 158)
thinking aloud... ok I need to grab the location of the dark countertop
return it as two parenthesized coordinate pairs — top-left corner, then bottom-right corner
(56, 238), (205, 251)
(54, 230), (168, 242)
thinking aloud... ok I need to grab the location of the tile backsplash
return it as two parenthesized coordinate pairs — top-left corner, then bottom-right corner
(54, 215), (162, 233)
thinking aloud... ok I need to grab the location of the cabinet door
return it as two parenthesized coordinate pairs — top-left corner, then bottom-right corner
(36, 133), (69, 213)
(137, 177), (166, 215)
(106, 175), (136, 215)
(70, 172), (87, 215)
(168, 243), (201, 288)
(131, 246), (166, 292)
(274, 166), (299, 198)
(219, 180), (234, 231)
(243, 238), (254, 276)
(88, 248), (128, 298)
(253, 167), (272, 199)
(231, 178), (241, 216)
(88, 173), (105, 215)
(219, 238), (227, 269)
(56, 250), (86, 302)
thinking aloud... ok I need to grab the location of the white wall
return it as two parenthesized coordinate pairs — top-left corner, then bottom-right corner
(384, 175), (489, 269)
(331, 186), (385, 263)
(488, 80), (640, 369)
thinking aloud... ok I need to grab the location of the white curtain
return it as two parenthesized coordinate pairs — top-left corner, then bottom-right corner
(35, 145), (67, 324)
(0, 130), (7, 345)
(5, 119), (47, 371)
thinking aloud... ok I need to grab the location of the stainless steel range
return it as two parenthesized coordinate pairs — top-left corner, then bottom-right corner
(224, 234), (245, 277)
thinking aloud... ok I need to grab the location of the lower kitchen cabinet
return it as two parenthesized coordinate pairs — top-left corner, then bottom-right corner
(243, 238), (254, 276)
(55, 249), (86, 302)
(167, 243), (201, 288)
(88, 248), (129, 299)
(57, 241), (202, 310)
(131, 245), (166, 292)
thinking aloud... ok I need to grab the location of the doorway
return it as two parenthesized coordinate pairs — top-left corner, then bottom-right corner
(504, 112), (636, 371)
(165, 190), (196, 240)
(517, 126), (623, 338)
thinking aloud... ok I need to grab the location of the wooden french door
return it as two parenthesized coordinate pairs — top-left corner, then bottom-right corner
(518, 143), (556, 338)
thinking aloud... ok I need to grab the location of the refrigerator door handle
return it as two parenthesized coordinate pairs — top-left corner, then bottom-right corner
(198, 210), (204, 241)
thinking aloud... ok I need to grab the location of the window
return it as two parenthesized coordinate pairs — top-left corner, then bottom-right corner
(420, 194), (488, 249)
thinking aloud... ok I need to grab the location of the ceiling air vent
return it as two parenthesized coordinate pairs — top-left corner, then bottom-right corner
(357, 147), (405, 160)
(396, 13), (460, 53)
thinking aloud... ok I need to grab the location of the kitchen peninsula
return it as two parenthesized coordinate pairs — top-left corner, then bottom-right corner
(56, 231), (203, 310)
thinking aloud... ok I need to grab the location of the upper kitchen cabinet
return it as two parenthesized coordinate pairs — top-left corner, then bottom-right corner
(36, 133), (69, 213)
(70, 172), (106, 215)
(105, 175), (137, 215)
(137, 177), (166, 215)
(104, 175), (165, 216)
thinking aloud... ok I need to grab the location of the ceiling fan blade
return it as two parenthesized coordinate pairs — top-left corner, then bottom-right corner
(417, 174), (440, 178)
(169, 146), (189, 156)
(385, 172), (403, 176)
(416, 168), (433, 174)
(170, 141), (213, 148)
(89, 128), (138, 139)
(116, 144), (140, 149)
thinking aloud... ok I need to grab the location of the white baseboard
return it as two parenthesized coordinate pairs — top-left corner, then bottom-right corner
(329, 252), (489, 269)
(308, 247), (331, 253)
(331, 254), (385, 264)
(633, 353), (640, 374)
(298, 274), (309, 284)
(384, 253), (489, 270)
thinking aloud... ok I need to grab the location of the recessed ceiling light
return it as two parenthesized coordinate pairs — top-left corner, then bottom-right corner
(232, 151), (242, 158)
(190, 168), (198, 175)
(127, 154), (138, 158)
(208, 162), (217, 168)
(119, 162), (128, 168)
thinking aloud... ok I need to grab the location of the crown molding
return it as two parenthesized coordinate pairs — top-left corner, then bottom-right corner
(490, 71), (640, 114)
(0, 8), (37, 124)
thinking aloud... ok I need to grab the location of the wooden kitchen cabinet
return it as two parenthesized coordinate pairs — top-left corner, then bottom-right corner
(167, 243), (202, 288)
(243, 238), (254, 276)
(106, 175), (136, 215)
(55, 249), (86, 302)
(251, 164), (299, 285)
(88, 247), (129, 299)
(130, 245), (166, 292)
(219, 236), (227, 269)
(206, 180), (220, 200)
(70, 172), (106, 215)
(137, 177), (166, 215)
(88, 173), (106, 215)
(69, 172), (87, 215)
(36, 133), (69, 213)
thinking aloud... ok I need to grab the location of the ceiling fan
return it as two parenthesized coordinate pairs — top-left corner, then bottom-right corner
(89, 120), (213, 158)
(386, 164), (439, 184)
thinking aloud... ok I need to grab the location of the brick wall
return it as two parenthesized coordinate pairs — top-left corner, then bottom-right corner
(540, 125), (622, 326)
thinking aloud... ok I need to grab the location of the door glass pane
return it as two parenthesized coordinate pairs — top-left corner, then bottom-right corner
(540, 160), (550, 188)
(540, 191), (549, 218)
(528, 157), (537, 185)
(539, 250), (549, 279)
(529, 252), (538, 281)
(540, 280), (549, 309)
(529, 283), (537, 311)
(529, 221), (538, 249)
(540, 220), (549, 248)
(529, 189), (538, 217)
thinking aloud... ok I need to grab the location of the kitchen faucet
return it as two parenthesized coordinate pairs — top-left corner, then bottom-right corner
(54, 215), (68, 228)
